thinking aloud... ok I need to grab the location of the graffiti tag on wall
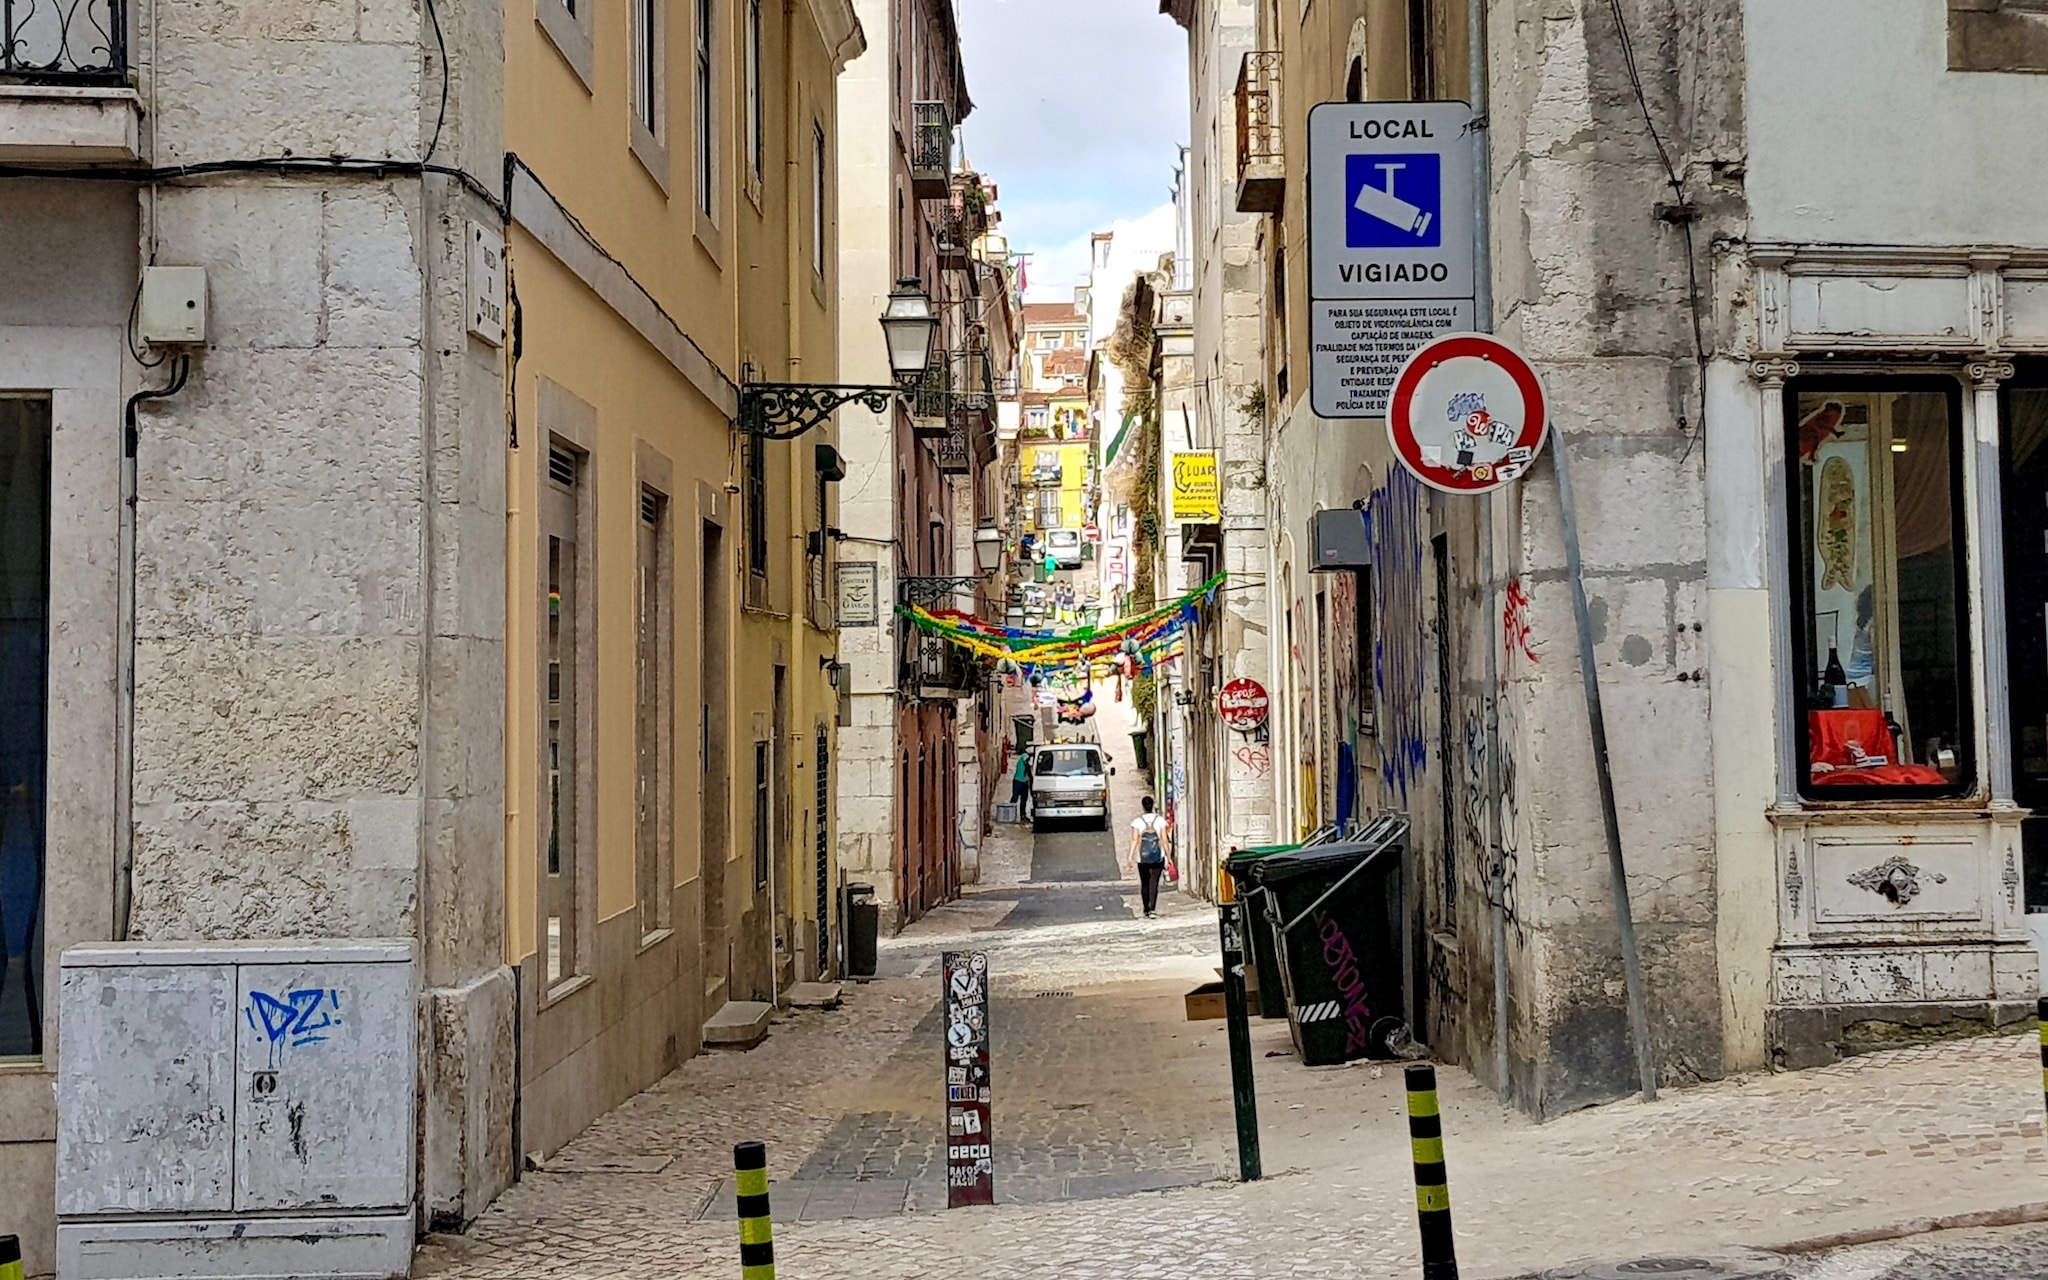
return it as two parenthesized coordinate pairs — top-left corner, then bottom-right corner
(1363, 469), (1428, 804)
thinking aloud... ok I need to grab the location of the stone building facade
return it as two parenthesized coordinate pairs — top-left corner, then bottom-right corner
(0, 0), (864, 1268)
(835, 0), (993, 932)
(1169, 0), (2048, 1119)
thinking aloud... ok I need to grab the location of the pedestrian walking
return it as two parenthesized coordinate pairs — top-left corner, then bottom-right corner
(1010, 747), (1032, 819)
(1129, 796), (1171, 918)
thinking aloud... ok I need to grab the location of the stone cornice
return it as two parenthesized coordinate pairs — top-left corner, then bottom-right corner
(807, 0), (866, 72)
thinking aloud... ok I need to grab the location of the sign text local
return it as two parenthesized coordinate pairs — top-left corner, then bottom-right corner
(1307, 103), (1476, 419)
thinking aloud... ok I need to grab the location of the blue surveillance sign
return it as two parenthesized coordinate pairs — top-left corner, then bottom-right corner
(1345, 154), (1442, 249)
(1308, 103), (1477, 419)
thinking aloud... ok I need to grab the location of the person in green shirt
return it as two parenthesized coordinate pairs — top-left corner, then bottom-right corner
(1010, 748), (1032, 819)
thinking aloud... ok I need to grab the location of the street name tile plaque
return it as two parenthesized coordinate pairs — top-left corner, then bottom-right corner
(942, 949), (993, 1208)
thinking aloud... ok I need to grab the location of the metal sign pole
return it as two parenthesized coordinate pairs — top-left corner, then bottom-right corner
(1549, 438), (1657, 1103)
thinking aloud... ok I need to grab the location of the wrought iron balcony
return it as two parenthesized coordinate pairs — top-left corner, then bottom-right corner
(910, 101), (952, 198)
(911, 633), (983, 701)
(908, 362), (952, 437)
(1234, 51), (1284, 214)
(937, 172), (990, 262)
(1, 0), (125, 82)
(935, 407), (973, 475)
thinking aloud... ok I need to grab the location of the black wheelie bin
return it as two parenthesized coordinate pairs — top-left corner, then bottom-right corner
(1224, 843), (1299, 1019)
(1246, 816), (1410, 1066)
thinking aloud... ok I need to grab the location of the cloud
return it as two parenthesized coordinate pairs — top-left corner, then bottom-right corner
(955, 0), (1189, 299)
(1022, 202), (1179, 302)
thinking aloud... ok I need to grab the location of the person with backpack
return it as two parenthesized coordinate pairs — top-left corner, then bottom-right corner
(1128, 796), (1171, 918)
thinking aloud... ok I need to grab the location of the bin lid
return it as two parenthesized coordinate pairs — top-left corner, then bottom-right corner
(1243, 836), (1402, 888)
(847, 882), (876, 897)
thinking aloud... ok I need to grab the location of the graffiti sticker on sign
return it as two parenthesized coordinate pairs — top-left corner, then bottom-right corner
(1218, 679), (1271, 733)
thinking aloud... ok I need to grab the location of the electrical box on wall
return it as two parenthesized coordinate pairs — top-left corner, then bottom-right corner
(137, 266), (208, 345)
(56, 940), (417, 1280)
(1311, 508), (1372, 571)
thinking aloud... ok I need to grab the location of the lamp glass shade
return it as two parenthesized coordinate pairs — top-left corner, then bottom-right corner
(973, 524), (1003, 573)
(880, 279), (939, 380)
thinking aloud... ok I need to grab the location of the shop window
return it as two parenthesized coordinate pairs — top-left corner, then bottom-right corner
(1787, 381), (1973, 798)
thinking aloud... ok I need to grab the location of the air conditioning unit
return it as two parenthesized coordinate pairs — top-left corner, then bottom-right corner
(1311, 508), (1371, 572)
(57, 941), (417, 1280)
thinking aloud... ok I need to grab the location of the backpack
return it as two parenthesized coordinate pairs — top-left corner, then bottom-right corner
(1137, 815), (1165, 865)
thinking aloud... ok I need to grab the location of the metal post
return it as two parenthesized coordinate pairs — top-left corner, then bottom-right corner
(1550, 439), (1657, 1102)
(1219, 901), (1263, 1181)
(733, 1142), (776, 1280)
(1404, 1064), (1459, 1280)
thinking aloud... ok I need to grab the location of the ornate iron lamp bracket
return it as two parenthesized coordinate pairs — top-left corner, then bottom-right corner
(900, 576), (985, 607)
(738, 382), (901, 441)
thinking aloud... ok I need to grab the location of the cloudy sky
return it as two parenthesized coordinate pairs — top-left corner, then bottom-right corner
(954, 0), (1190, 301)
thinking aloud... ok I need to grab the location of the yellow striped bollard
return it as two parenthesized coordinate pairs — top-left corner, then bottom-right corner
(0, 1235), (20, 1280)
(734, 1141), (775, 1280)
(1404, 1064), (1459, 1280)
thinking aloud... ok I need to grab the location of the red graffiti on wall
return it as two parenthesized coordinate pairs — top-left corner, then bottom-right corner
(1503, 578), (1538, 669)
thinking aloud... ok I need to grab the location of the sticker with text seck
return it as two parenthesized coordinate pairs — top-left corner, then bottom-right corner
(1345, 153), (1441, 249)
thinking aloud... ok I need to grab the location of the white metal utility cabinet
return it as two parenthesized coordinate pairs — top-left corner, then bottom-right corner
(55, 941), (417, 1280)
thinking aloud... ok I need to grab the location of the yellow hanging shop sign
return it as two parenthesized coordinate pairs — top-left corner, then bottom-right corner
(1169, 452), (1221, 523)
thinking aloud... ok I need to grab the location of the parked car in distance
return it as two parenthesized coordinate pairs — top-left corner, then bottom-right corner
(1030, 742), (1112, 831)
(1046, 527), (1083, 569)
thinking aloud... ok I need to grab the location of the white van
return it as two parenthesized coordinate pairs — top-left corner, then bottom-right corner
(1046, 527), (1083, 569)
(1030, 742), (1111, 830)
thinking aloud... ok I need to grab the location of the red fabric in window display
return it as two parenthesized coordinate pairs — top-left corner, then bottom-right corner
(1807, 709), (1947, 786)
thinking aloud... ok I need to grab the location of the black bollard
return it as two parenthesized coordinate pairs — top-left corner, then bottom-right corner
(1219, 900), (1262, 1181)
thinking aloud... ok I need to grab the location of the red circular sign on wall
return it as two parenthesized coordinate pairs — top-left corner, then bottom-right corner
(1387, 333), (1550, 495)
(1218, 679), (1270, 732)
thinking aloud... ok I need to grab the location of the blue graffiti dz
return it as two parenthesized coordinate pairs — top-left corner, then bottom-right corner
(245, 988), (342, 1048)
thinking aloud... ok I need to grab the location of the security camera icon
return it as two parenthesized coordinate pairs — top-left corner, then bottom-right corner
(1354, 162), (1432, 237)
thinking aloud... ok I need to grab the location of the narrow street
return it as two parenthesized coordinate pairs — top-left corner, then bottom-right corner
(414, 725), (2048, 1279)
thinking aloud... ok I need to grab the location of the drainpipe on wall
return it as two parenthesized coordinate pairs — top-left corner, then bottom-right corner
(1466, 0), (1511, 1103)
(115, 354), (193, 941)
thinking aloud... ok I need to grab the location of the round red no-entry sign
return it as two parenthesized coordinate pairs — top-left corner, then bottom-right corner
(1387, 333), (1550, 495)
(1217, 679), (1270, 732)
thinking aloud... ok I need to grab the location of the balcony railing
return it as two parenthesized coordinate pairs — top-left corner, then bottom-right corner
(937, 172), (990, 261)
(910, 101), (952, 198)
(2, 0), (125, 82)
(935, 408), (972, 475)
(909, 363), (952, 437)
(1234, 51), (1284, 214)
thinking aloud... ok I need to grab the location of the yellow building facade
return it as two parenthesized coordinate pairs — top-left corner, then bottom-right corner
(504, 0), (862, 1159)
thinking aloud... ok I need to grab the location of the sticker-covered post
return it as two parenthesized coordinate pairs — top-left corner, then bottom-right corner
(943, 950), (994, 1207)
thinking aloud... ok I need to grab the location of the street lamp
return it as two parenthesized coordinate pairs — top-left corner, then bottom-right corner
(973, 521), (1003, 574)
(880, 277), (940, 382)
(738, 278), (938, 440)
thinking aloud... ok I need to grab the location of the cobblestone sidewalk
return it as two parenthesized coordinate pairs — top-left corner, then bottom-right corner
(416, 821), (2048, 1280)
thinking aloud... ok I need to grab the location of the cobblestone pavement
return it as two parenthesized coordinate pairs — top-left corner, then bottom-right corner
(416, 784), (2048, 1280)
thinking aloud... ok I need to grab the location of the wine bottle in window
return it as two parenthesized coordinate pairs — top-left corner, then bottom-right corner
(1823, 646), (1849, 708)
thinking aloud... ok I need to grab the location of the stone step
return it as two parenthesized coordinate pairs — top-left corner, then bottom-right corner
(703, 1000), (773, 1050)
(785, 981), (843, 1010)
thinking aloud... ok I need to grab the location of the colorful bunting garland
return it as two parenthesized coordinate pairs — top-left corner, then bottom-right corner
(899, 570), (1226, 678)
